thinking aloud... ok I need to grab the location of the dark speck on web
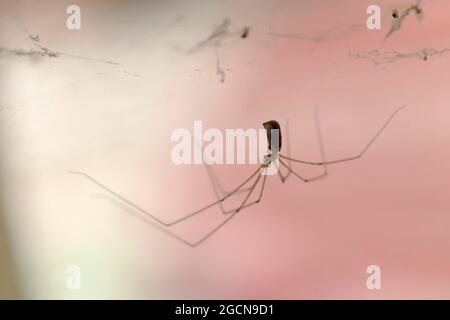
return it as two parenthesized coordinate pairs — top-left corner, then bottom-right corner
(241, 27), (250, 39)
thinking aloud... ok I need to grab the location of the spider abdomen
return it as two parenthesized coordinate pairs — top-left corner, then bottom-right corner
(263, 120), (282, 152)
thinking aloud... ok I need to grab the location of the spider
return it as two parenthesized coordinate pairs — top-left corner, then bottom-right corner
(393, 10), (399, 19)
(70, 106), (404, 247)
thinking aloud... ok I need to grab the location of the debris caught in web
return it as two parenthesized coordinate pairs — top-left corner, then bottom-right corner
(385, 1), (423, 41)
(349, 48), (450, 65)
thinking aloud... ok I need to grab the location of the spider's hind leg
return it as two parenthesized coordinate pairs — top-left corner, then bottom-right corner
(205, 164), (268, 215)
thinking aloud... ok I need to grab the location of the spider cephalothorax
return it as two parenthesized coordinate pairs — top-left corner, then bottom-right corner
(263, 120), (282, 152)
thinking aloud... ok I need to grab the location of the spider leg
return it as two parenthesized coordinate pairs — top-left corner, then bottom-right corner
(234, 168), (263, 213)
(279, 105), (404, 166)
(273, 118), (293, 183)
(198, 142), (252, 209)
(279, 106), (328, 183)
(69, 165), (262, 228)
(272, 159), (289, 183)
(70, 165), (266, 247)
(73, 165), (267, 247)
(284, 118), (293, 180)
(206, 164), (267, 214)
(277, 166), (288, 183)
(204, 163), (253, 215)
(205, 164), (252, 196)
(93, 195), (203, 247)
(172, 167), (268, 246)
(220, 165), (268, 214)
(279, 158), (328, 183)
(184, 165), (267, 246)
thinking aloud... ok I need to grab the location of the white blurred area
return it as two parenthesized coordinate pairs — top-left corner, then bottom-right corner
(1, 0), (298, 299)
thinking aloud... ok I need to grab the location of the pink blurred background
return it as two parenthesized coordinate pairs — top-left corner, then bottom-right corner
(1, 0), (450, 299)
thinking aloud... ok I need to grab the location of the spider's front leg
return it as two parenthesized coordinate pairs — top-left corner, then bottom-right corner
(279, 106), (404, 166)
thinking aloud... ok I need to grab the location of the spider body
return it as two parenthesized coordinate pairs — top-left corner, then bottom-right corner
(263, 120), (282, 152)
(262, 120), (282, 165)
